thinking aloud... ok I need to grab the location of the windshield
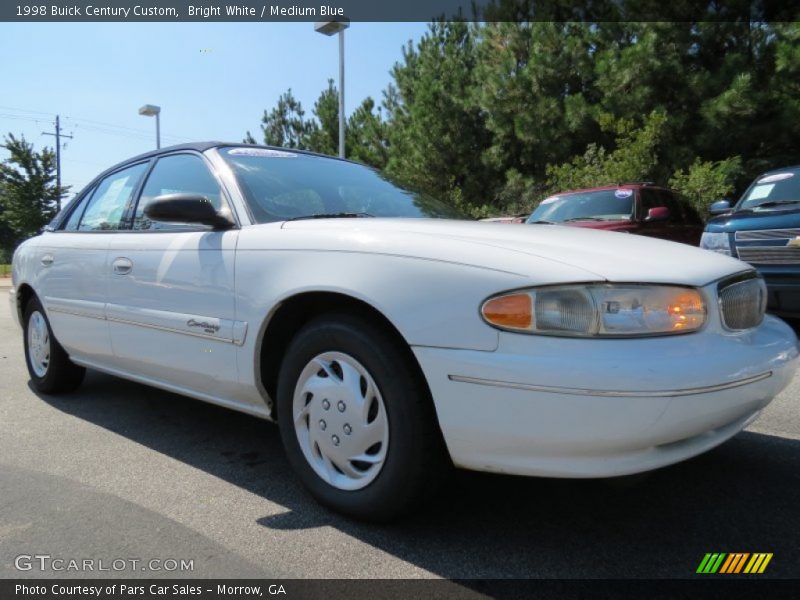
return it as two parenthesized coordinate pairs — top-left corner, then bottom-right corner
(738, 168), (800, 210)
(220, 146), (464, 222)
(526, 189), (634, 223)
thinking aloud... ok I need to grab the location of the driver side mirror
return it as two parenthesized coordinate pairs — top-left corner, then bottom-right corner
(144, 193), (234, 230)
(645, 206), (670, 222)
(708, 199), (732, 216)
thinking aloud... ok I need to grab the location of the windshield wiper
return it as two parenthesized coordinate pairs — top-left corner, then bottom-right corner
(529, 219), (554, 224)
(286, 212), (375, 222)
(562, 216), (608, 222)
(750, 200), (800, 209)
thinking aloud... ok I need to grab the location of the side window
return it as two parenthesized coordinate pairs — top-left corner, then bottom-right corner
(657, 190), (683, 223)
(62, 187), (95, 231)
(134, 154), (223, 231)
(639, 189), (659, 220)
(78, 163), (148, 231)
(641, 188), (681, 222)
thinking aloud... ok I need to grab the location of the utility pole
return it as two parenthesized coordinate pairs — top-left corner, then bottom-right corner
(42, 115), (73, 210)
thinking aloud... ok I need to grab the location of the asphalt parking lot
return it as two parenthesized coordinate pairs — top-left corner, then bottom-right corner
(1, 289), (799, 581)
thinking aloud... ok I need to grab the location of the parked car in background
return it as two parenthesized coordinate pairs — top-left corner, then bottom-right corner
(525, 183), (704, 245)
(9, 144), (798, 520)
(701, 166), (800, 318)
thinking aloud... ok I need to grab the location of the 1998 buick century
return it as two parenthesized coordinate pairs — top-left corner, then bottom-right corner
(10, 142), (799, 520)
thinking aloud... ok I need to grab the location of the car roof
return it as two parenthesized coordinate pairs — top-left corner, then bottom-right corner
(758, 165), (800, 177)
(549, 183), (671, 197)
(52, 141), (354, 230)
(84, 141), (350, 192)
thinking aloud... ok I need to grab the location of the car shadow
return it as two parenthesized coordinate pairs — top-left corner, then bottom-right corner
(35, 370), (800, 579)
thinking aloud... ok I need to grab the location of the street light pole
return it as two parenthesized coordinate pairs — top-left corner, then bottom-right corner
(314, 20), (350, 159)
(155, 110), (161, 150)
(138, 104), (161, 149)
(338, 28), (345, 159)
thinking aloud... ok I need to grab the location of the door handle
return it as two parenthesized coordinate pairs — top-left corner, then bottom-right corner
(112, 257), (133, 275)
(40, 254), (54, 267)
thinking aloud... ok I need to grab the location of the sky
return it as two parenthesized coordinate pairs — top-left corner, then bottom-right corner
(0, 22), (429, 195)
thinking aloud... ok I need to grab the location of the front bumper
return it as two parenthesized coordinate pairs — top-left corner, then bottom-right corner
(414, 314), (798, 478)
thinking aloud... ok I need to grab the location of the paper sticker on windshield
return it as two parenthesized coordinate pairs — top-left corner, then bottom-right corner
(540, 196), (559, 205)
(747, 184), (774, 201)
(227, 148), (297, 158)
(758, 172), (794, 184)
(615, 189), (633, 198)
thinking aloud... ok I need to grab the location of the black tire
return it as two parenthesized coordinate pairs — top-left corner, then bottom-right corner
(277, 313), (449, 521)
(23, 296), (85, 394)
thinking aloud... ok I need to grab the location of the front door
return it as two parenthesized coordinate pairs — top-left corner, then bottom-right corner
(105, 152), (244, 403)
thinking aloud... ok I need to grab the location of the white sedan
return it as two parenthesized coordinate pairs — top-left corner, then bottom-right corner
(10, 143), (799, 520)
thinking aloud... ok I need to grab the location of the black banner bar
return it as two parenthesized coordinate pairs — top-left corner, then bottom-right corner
(4, 579), (800, 600)
(3, 0), (800, 23)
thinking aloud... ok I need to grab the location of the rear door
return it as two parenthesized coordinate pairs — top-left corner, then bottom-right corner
(37, 162), (149, 364)
(104, 152), (244, 402)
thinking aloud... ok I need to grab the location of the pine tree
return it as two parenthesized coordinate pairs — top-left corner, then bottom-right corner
(0, 134), (65, 251)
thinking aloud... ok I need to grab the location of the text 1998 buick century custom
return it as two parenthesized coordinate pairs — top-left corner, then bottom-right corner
(10, 143), (799, 520)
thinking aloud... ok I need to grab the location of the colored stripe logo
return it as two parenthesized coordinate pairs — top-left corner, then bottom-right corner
(697, 553), (773, 574)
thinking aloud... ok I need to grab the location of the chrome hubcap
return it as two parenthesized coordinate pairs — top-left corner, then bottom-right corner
(27, 311), (50, 378)
(292, 352), (389, 491)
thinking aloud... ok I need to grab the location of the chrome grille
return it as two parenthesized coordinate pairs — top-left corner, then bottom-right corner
(718, 277), (767, 330)
(735, 228), (800, 241)
(736, 246), (800, 265)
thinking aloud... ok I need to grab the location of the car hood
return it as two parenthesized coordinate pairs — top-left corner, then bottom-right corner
(243, 218), (750, 286)
(707, 205), (800, 233)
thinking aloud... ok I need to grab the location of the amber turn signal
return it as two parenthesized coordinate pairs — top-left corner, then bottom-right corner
(481, 293), (532, 330)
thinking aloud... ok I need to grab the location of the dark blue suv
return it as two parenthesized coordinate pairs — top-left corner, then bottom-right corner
(701, 166), (800, 318)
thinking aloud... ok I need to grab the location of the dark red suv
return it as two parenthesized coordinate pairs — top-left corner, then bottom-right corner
(525, 183), (704, 245)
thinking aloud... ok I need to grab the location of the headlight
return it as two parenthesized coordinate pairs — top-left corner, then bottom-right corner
(700, 231), (732, 256)
(481, 284), (707, 337)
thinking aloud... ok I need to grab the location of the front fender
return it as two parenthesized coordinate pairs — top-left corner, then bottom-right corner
(236, 249), (525, 353)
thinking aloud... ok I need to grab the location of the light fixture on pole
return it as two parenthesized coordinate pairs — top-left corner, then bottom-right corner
(314, 19), (349, 159)
(138, 104), (161, 149)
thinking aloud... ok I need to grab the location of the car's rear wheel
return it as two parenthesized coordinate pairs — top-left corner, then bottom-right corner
(277, 313), (448, 521)
(23, 296), (85, 394)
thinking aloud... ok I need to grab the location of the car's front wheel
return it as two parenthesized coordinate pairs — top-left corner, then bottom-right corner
(277, 313), (448, 521)
(23, 297), (85, 394)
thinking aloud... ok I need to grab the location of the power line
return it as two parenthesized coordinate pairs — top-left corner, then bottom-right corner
(0, 105), (194, 143)
(0, 105), (53, 116)
(0, 113), (46, 123)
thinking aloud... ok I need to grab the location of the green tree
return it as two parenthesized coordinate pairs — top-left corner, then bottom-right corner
(669, 157), (743, 217)
(544, 111), (668, 197)
(384, 20), (495, 205)
(247, 89), (313, 149)
(0, 134), (65, 249)
(474, 22), (600, 186)
(245, 17), (800, 217)
(305, 79), (339, 156)
(346, 97), (388, 168)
